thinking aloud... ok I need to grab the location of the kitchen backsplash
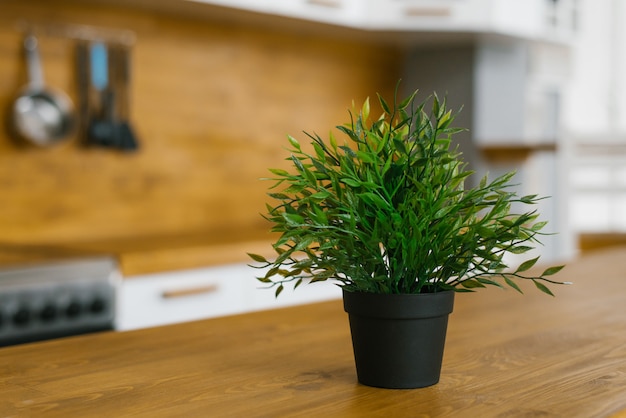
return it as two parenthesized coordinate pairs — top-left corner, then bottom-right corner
(0, 0), (401, 254)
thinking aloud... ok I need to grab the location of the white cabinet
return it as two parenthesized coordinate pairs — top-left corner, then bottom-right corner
(117, 265), (247, 331)
(568, 152), (626, 233)
(404, 38), (568, 146)
(473, 39), (567, 145)
(188, 0), (577, 42)
(117, 263), (341, 331)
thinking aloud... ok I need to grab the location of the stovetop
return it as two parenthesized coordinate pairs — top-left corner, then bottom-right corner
(0, 257), (120, 346)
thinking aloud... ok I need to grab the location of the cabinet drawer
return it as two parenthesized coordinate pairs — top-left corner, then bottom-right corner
(117, 266), (246, 331)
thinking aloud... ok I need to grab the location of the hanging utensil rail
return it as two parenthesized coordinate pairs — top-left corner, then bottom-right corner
(15, 20), (136, 46)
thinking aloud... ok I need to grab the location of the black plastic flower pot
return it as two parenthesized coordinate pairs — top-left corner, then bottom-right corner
(342, 289), (455, 389)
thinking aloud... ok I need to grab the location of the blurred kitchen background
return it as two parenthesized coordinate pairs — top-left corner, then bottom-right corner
(1, 0), (625, 341)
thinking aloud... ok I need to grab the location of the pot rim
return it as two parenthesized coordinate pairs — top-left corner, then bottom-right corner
(342, 288), (455, 319)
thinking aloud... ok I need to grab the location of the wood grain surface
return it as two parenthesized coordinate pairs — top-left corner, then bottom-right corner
(1, 247), (625, 417)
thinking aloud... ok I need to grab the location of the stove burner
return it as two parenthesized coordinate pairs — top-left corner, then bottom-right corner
(0, 257), (119, 347)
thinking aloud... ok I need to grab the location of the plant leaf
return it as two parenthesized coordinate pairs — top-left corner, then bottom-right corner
(247, 253), (268, 263)
(341, 178), (361, 187)
(541, 265), (565, 276)
(508, 245), (534, 254)
(515, 256), (540, 273)
(377, 93), (391, 114)
(460, 279), (486, 289)
(504, 276), (523, 294)
(287, 135), (301, 151)
(362, 97), (370, 120)
(399, 89), (417, 110)
(476, 277), (504, 288)
(356, 150), (377, 164)
(268, 168), (289, 176)
(275, 284), (284, 298)
(533, 280), (555, 296)
(282, 212), (304, 225)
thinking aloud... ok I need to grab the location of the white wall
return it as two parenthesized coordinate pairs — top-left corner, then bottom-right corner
(562, 1), (615, 136)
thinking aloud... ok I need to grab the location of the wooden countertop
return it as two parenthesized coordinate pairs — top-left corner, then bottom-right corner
(2, 247), (626, 417)
(0, 232), (276, 276)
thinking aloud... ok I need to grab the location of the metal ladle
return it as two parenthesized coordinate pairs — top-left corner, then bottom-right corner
(12, 34), (75, 146)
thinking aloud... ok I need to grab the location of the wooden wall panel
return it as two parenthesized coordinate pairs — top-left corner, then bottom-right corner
(0, 0), (402, 257)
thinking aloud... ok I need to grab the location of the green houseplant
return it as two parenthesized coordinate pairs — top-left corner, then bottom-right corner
(249, 87), (567, 388)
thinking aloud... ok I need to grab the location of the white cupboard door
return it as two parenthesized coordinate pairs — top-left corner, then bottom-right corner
(117, 266), (246, 331)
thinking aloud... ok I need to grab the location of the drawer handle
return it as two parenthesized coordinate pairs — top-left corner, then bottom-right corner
(404, 7), (451, 17)
(161, 284), (219, 299)
(306, 0), (341, 8)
